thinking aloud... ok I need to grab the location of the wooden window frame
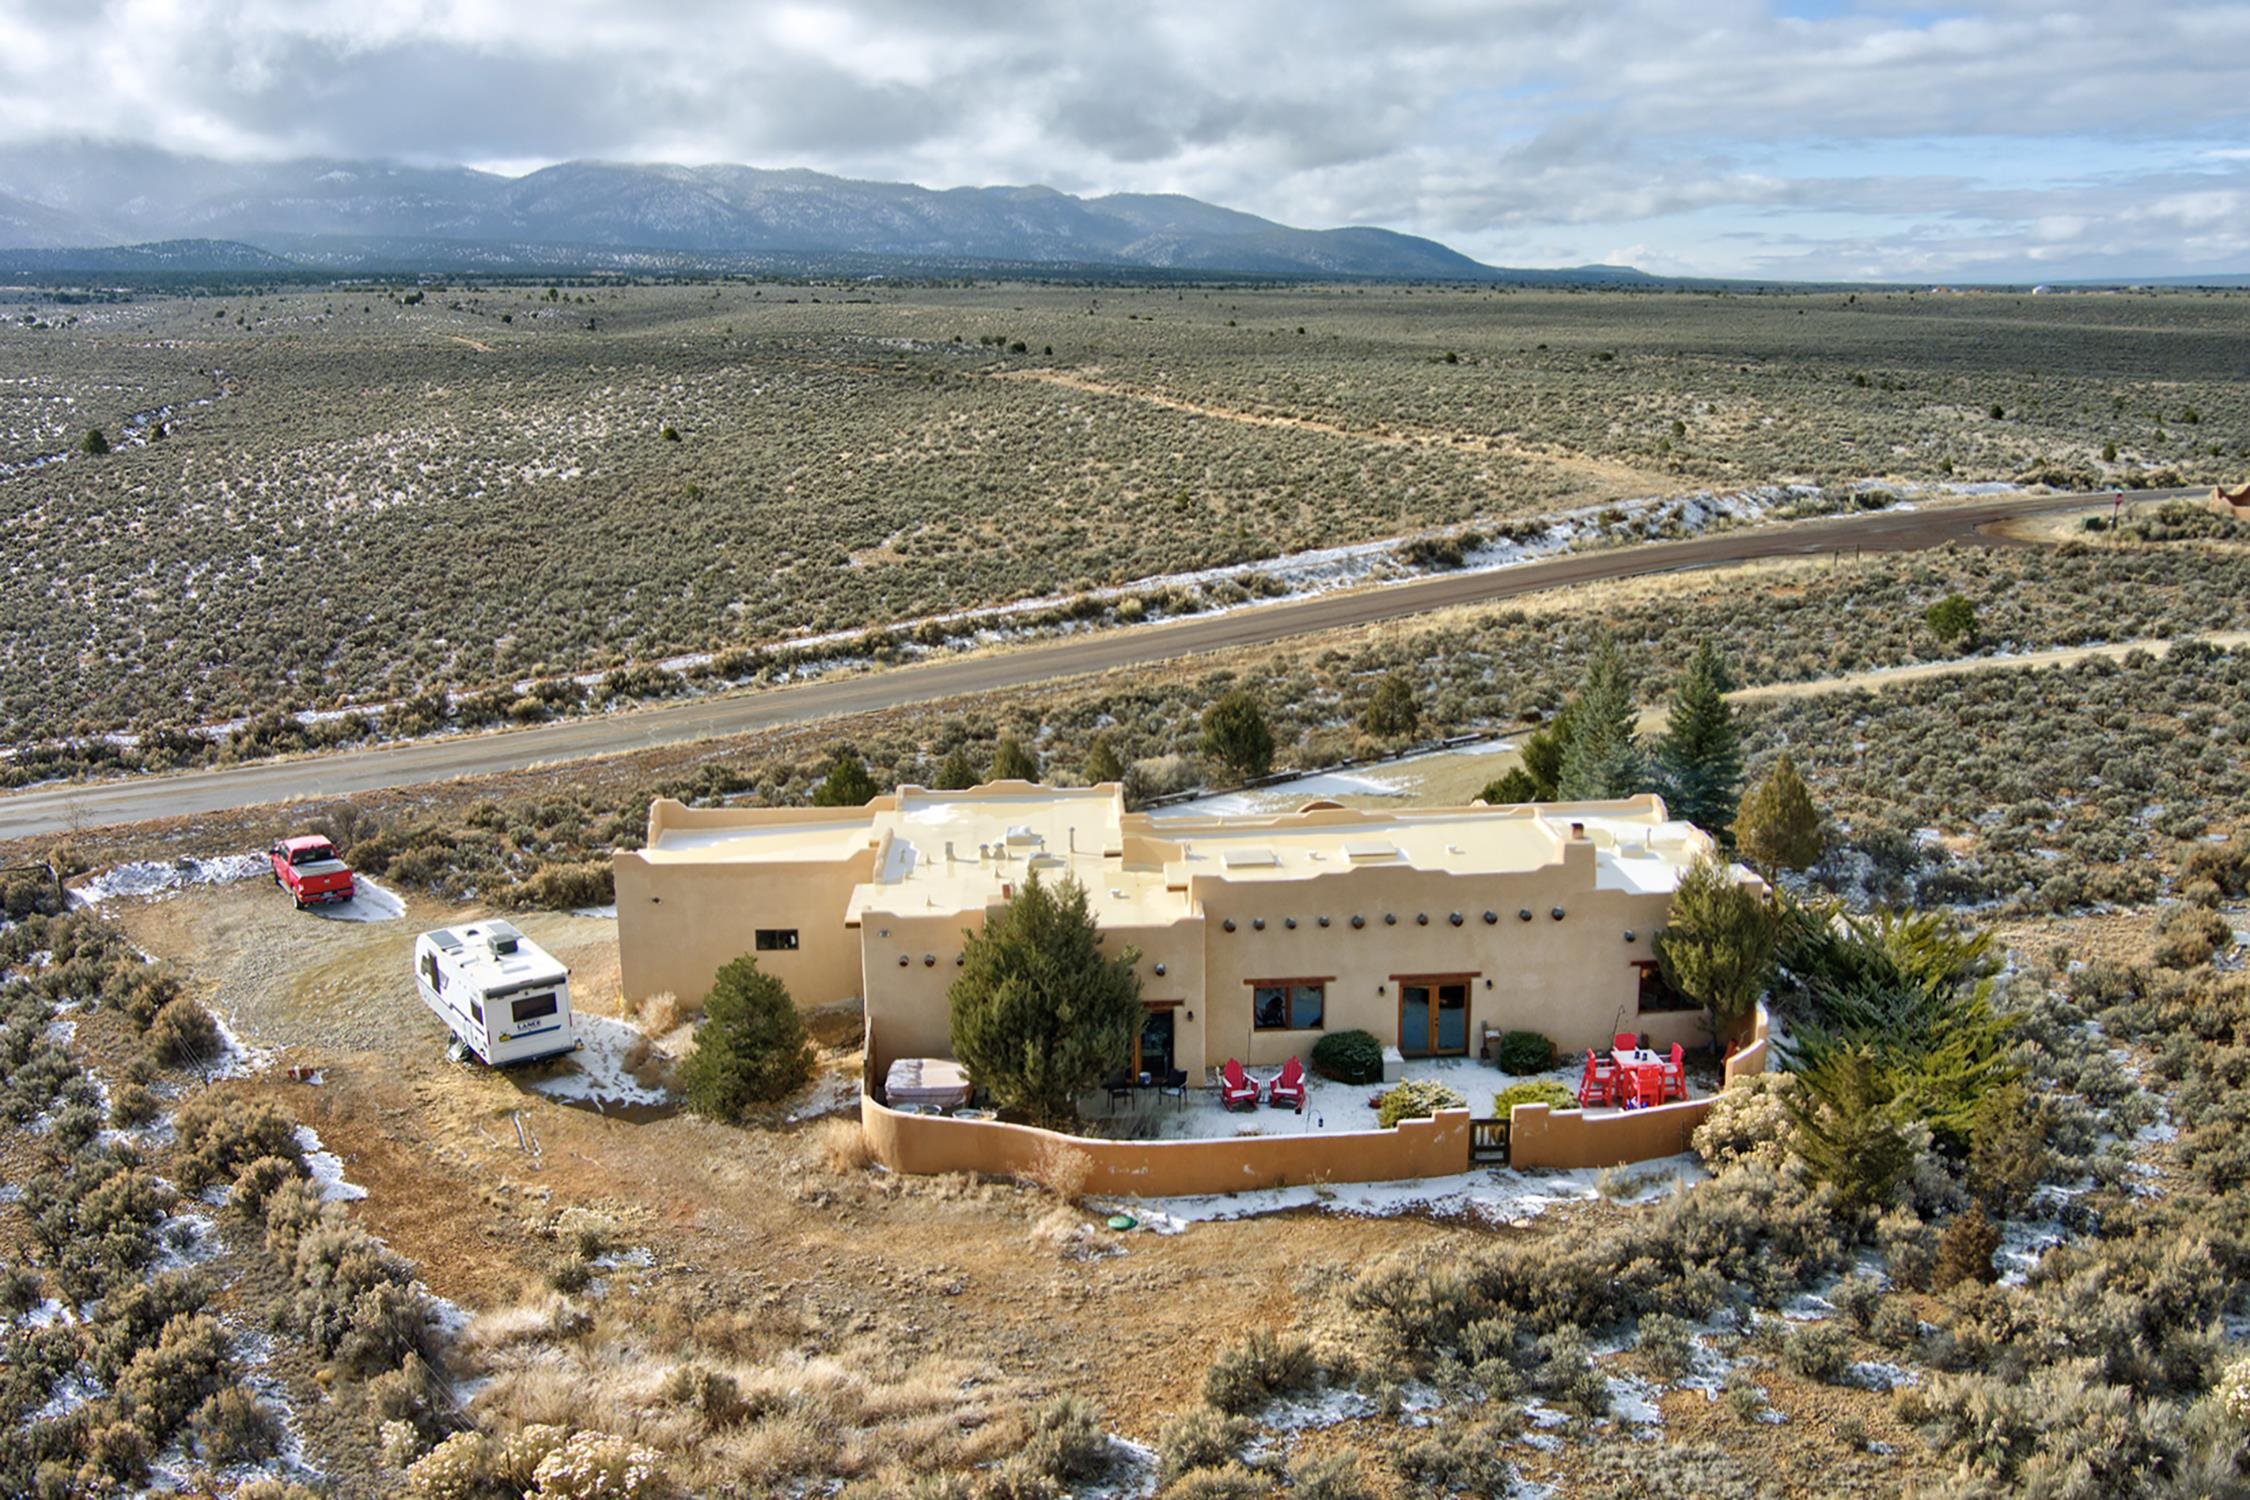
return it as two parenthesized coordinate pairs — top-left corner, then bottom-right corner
(1247, 976), (1330, 1032)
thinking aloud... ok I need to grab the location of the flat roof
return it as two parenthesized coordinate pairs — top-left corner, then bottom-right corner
(632, 783), (1728, 922)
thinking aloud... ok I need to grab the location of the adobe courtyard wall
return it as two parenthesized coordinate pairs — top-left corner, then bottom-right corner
(861, 1093), (1474, 1197)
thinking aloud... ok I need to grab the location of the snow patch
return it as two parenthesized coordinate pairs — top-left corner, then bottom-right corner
(524, 1014), (671, 1111)
(294, 1124), (368, 1202)
(69, 853), (267, 905)
(1122, 1154), (1703, 1229)
(308, 874), (406, 923)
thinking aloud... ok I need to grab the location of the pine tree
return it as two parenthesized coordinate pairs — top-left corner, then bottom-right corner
(810, 749), (880, 807)
(990, 735), (1039, 783)
(1359, 673), (1420, 739)
(1516, 700), (1577, 800)
(1784, 1042), (1914, 1214)
(1656, 641), (1743, 835)
(81, 427), (109, 456)
(934, 746), (980, 791)
(1201, 689), (1275, 782)
(1083, 732), (1125, 785)
(680, 957), (814, 1121)
(1654, 854), (1777, 1043)
(1734, 752), (1824, 872)
(949, 874), (1142, 1126)
(1478, 766), (1541, 804)
(1557, 636), (1645, 800)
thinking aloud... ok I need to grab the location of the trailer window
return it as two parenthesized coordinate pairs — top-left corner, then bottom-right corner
(511, 992), (559, 1024)
(755, 929), (799, 952)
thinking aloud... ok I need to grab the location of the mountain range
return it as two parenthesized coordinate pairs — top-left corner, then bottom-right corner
(0, 142), (1651, 283)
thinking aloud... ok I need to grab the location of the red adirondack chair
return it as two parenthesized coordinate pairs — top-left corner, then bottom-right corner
(1577, 1048), (1617, 1107)
(1268, 1056), (1307, 1112)
(1219, 1058), (1261, 1111)
(1663, 1042), (1689, 1102)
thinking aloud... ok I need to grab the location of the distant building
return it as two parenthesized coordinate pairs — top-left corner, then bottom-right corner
(613, 782), (1758, 1079)
(2210, 482), (2250, 523)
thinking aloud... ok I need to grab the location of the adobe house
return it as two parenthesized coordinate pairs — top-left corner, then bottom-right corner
(612, 782), (1759, 1081)
(2208, 482), (2250, 524)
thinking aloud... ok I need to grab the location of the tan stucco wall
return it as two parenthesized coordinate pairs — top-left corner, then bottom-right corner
(862, 1094), (1473, 1197)
(1192, 845), (1677, 1068)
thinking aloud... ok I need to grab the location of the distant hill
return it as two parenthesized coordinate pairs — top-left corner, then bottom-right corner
(0, 142), (1653, 284)
(0, 238), (295, 275)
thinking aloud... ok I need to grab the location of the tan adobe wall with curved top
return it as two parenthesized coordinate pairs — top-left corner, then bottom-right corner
(1505, 1004), (1771, 1170)
(862, 1093), (1473, 1197)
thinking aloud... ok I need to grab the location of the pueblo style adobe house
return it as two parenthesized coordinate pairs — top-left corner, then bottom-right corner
(614, 783), (1756, 1079)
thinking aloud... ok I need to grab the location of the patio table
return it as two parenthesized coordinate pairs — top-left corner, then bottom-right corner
(1611, 1047), (1664, 1069)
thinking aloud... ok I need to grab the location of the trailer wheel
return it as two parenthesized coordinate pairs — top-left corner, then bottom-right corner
(446, 1038), (472, 1066)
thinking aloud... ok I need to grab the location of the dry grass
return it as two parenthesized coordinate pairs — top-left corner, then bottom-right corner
(1025, 1139), (1095, 1204)
(813, 1118), (873, 1174)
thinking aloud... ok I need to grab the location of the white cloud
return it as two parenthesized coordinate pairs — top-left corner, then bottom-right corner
(0, 0), (2246, 277)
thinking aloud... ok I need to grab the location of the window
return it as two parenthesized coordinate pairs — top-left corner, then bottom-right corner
(755, 928), (799, 952)
(1252, 981), (1325, 1031)
(1635, 961), (1696, 1013)
(510, 992), (559, 1024)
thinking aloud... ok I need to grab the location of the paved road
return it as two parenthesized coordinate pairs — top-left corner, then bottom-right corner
(0, 487), (2181, 840)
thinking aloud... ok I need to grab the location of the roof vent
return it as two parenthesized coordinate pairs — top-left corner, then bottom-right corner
(1344, 840), (1399, 862)
(1222, 848), (1279, 869)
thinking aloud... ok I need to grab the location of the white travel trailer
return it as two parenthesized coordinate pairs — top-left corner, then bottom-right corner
(412, 920), (578, 1066)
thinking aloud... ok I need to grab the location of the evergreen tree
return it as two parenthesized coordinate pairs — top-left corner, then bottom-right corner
(934, 746), (980, 791)
(1734, 752), (1824, 872)
(680, 957), (815, 1121)
(1784, 1043), (1914, 1215)
(1478, 766), (1542, 804)
(1083, 732), (1126, 785)
(81, 427), (109, 456)
(1654, 854), (1777, 1044)
(1201, 689), (1275, 782)
(810, 749), (880, 807)
(1359, 673), (1420, 739)
(948, 874), (1141, 1126)
(1516, 700), (1578, 800)
(990, 735), (1039, 783)
(1556, 636), (1645, 800)
(1655, 640), (1743, 835)
(1925, 594), (1978, 647)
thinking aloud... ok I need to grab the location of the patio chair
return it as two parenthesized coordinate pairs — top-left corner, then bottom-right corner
(1268, 1056), (1307, 1113)
(1104, 1071), (1134, 1112)
(1663, 1043), (1689, 1102)
(1159, 1068), (1188, 1104)
(1576, 1048), (1617, 1108)
(1631, 1065), (1667, 1109)
(1613, 1031), (1640, 1055)
(1219, 1058), (1261, 1111)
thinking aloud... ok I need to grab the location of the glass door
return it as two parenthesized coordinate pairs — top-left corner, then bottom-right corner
(1399, 982), (1432, 1056)
(1398, 978), (1470, 1056)
(1136, 1007), (1175, 1080)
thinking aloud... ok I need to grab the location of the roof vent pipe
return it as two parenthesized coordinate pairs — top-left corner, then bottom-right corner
(944, 841), (956, 863)
(1569, 821), (1586, 840)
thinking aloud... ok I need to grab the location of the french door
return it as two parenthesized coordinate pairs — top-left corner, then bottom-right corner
(1397, 977), (1471, 1057)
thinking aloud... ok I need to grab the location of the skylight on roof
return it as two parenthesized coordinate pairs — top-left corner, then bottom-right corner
(1222, 848), (1279, 868)
(1343, 840), (1399, 862)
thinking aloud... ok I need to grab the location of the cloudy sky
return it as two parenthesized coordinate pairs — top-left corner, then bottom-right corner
(3, 0), (2248, 279)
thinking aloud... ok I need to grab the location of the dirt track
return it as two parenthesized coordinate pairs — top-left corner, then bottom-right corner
(0, 486), (2188, 840)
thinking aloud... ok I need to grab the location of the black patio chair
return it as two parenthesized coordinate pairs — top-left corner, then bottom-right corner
(1159, 1068), (1188, 1105)
(1104, 1072), (1135, 1111)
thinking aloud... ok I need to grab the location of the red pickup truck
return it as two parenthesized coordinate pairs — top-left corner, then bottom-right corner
(269, 835), (356, 909)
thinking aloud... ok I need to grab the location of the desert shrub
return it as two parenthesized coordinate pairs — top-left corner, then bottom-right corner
(1376, 1079), (1466, 1129)
(261, 1177), (328, 1262)
(145, 996), (221, 1068)
(1204, 1329), (1319, 1414)
(1493, 1081), (1577, 1114)
(2153, 904), (2233, 970)
(1781, 1320), (1852, 1383)
(1387, 1414), (1523, 1498)
(1154, 1407), (1251, 1488)
(1635, 1312), (1697, 1381)
(680, 956), (815, 1121)
(813, 1118), (873, 1173)
(1876, 1207), (1939, 1292)
(1289, 1452), (1376, 1500)
(1160, 1464), (1267, 1500)
(108, 1080), (160, 1129)
(1689, 1072), (1792, 1170)
(283, 1220), (439, 1373)
(1903, 1360), (2184, 1492)
(113, 1312), (233, 1442)
(1308, 1028), (1383, 1084)
(1829, 1273), (1883, 1332)
(188, 1386), (282, 1465)
(174, 1093), (305, 1191)
(1492, 1029), (1554, 1075)
(230, 1153), (309, 1217)
(406, 1430), (494, 1499)
(1017, 1395), (1112, 1485)
(89, 1272), (211, 1384)
(1931, 1203), (2001, 1292)
(529, 1429), (668, 1499)
(508, 860), (615, 911)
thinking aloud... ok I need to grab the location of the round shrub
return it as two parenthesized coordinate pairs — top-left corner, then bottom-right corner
(1494, 1081), (1577, 1114)
(1493, 1029), (1555, 1075)
(1309, 1029), (1383, 1084)
(146, 997), (221, 1069)
(1376, 1079), (1466, 1129)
